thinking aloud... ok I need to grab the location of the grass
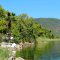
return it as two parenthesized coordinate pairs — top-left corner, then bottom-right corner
(0, 47), (10, 60)
(36, 37), (50, 49)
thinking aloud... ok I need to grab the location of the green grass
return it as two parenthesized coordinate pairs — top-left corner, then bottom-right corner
(0, 48), (10, 60)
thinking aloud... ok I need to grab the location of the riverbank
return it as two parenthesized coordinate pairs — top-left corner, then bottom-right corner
(0, 41), (34, 60)
(37, 37), (60, 41)
(0, 37), (60, 60)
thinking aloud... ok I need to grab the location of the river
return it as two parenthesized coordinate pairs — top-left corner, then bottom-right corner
(34, 41), (60, 60)
(16, 41), (60, 60)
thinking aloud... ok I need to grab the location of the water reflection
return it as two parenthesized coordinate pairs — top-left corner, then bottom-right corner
(34, 41), (60, 60)
(16, 41), (60, 60)
(21, 47), (34, 60)
(16, 46), (35, 60)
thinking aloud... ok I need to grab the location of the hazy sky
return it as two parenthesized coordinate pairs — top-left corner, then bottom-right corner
(0, 0), (60, 18)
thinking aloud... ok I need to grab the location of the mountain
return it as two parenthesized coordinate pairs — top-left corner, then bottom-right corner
(34, 18), (60, 37)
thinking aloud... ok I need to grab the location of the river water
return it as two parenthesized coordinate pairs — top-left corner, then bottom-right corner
(34, 41), (60, 60)
(17, 41), (60, 60)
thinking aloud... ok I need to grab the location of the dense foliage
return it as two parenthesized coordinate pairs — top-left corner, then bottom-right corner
(0, 6), (54, 43)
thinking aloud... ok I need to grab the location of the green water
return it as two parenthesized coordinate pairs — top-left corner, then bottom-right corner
(16, 41), (60, 60)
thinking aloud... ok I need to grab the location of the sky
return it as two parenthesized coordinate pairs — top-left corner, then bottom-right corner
(0, 0), (60, 18)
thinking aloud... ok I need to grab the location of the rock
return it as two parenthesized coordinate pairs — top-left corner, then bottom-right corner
(8, 56), (13, 60)
(16, 57), (24, 60)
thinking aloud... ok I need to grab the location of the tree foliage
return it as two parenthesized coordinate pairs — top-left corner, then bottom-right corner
(0, 6), (54, 43)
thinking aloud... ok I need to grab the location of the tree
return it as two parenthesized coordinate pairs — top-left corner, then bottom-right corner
(0, 6), (7, 18)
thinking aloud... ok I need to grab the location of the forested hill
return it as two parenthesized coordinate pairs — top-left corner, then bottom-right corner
(35, 18), (60, 37)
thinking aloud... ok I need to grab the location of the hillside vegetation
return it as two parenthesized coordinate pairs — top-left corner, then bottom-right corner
(0, 6), (54, 43)
(35, 18), (60, 37)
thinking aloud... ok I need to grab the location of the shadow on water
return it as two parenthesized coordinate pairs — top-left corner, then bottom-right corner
(16, 41), (60, 60)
